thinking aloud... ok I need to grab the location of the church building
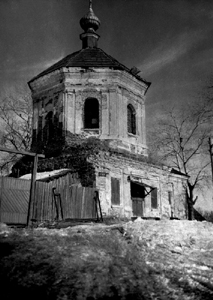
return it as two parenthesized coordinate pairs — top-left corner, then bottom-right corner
(27, 1), (188, 219)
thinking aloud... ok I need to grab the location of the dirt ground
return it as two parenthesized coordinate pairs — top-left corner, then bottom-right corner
(0, 219), (213, 300)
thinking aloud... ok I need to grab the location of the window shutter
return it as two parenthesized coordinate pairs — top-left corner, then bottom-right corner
(111, 177), (120, 205)
(151, 188), (158, 209)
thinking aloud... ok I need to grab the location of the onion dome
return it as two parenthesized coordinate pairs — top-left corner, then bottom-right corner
(80, 0), (100, 33)
(80, 0), (101, 49)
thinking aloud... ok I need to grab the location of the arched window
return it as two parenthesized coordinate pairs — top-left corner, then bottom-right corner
(127, 104), (136, 135)
(84, 98), (99, 129)
(44, 111), (53, 142)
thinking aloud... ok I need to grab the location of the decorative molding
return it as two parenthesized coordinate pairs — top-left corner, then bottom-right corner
(108, 88), (117, 93)
(121, 86), (144, 105)
(81, 90), (102, 133)
(101, 93), (108, 109)
(127, 98), (138, 110)
(81, 90), (102, 102)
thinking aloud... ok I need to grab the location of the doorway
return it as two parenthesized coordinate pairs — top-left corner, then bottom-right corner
(131, 181), (145, 217)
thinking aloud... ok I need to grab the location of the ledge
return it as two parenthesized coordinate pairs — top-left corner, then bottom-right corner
(83, 129), (100, 135)
(127, 133), (138, 138)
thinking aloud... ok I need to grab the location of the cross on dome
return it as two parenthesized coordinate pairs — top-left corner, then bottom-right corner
(80, 0), (100, 33)
(80, 0), (100, 48)
(89, 0), (92, 9)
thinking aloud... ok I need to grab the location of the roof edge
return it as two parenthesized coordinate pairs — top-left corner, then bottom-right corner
(28, 47), (151, 88)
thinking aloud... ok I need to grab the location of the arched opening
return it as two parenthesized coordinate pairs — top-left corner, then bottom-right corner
(127, 104), (136, 135)
(84, 98), (99, 129)
(44, 111), (53, 142)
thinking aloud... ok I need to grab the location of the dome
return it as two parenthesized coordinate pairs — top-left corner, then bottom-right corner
(80, 0), (100, 33)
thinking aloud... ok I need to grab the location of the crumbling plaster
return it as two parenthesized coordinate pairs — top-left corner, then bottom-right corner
(89, 153), (188, 219)
(29, 67), (148, 155)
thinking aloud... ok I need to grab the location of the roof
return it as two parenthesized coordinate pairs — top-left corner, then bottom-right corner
(20, 169), (74, 182)
(28, 47), (151, 86)
(170, 168), (189, 177)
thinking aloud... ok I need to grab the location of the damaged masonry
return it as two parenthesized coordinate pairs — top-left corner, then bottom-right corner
(13, 0), (189, 220)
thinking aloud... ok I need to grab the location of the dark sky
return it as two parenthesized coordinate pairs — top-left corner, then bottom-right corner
(0, 0), (213, 116)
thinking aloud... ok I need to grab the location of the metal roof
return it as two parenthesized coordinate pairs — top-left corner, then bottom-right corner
(28, 47), (151, 87)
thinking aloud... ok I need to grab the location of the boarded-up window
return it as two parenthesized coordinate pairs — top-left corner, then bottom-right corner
(151, 188), (158, 209)
(127, 104), (136, 135)
(111, 177), (120, 205)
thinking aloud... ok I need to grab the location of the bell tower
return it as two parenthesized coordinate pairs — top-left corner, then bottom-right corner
(28, 0), (150, 156)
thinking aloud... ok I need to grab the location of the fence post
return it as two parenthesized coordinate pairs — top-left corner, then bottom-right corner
(0, 176), (3, 223)
(209, 137), (213, 189)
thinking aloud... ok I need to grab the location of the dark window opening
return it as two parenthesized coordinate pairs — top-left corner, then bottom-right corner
(37, 115), (43, 142)
(53, 112), (62, 137)
(127, 104), (136, 135)
(84, 98), (99, 129)
(111, 177), (120, 205)
(151, 188), (158, 209)
(131, 182), (145, 198)
(44, 111), (53, 142)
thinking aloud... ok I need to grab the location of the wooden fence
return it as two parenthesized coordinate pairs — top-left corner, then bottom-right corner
(32, 182), (97, 222)
(0, 173), (98, 225)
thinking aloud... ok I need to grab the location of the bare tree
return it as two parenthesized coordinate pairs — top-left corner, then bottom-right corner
(148, 100), (213, 219)
(0, 85), (32, 173)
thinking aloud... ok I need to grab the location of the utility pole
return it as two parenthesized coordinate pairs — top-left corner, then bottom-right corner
(209, 137), (213, 187)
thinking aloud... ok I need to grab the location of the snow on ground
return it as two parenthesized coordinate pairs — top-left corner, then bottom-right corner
(19, 169), (71, 181)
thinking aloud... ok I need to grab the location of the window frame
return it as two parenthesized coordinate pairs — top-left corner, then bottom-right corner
(127, 104), (136, 135)
(151, 188), (158, 209)
(84, 97), (99, 129)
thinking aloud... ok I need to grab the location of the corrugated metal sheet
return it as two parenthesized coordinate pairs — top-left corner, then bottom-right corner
(1, 212), (27, 224)
(2, 190), (29, 213)
(0, 177), (30, 224)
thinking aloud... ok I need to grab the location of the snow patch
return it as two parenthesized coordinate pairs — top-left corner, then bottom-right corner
(19, 169), (71, 181)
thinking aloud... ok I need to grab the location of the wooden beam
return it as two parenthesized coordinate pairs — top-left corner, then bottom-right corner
(0, 146), (45, 158)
